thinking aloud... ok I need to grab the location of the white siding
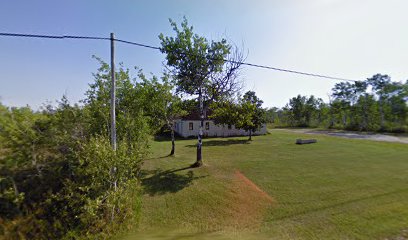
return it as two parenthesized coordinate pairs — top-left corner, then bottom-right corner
(174, 120), (267, 138)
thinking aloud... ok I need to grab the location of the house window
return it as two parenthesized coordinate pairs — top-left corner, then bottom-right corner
(189, 122), (194, 130)
(228, 124), (232, 130)
(205, 122), (210, 130)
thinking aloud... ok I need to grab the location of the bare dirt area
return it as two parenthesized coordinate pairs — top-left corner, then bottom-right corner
(216, 169), (275, 231)
(278, 128), (408, 144)
(385, 229), (408, 240)
(234, 171), (274, 203)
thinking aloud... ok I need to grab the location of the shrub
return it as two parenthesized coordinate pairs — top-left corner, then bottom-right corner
(0, 105), (146, 239)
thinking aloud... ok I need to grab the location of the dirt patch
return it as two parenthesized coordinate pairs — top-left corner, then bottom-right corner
(221, 170), (274, 231)
(234, 171), (274, 203)
(385, 229), (408, 240)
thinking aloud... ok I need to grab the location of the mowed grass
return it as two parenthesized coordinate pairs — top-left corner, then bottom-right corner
(123, 129), (408, 240)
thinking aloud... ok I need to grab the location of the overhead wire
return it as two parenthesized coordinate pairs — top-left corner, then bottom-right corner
(0, 32), (108, 40)
(0, 32), (359, 82)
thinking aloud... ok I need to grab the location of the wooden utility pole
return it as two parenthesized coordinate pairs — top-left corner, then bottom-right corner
(110, 33), (117, 150)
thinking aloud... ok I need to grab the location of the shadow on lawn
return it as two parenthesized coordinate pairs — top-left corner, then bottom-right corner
(154, 134), (193, 142)
(142, 166), (207, 196)
(184, 139), (250, 148)
(144, 154), (173, 161)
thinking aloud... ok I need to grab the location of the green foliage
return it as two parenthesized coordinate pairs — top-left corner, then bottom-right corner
(0, 103), (87, 238)
(0, 57), (162, 238)
(210, 91), (266, 139)
(73, 136), (144, 238)
(272, 74), (407, 132)
(78, 136), (145, 194)
(159, 17), (243, 105)
(280, 94), (323, 127)
(136, 72), (186, 133)
(237, 91), (266, 134)
(160, 17), (243, 164)
(159, 17), (230, 97)
(83, 56), (150, 140)
(84, 56), (181, 139)
(210, 100), (239, 126)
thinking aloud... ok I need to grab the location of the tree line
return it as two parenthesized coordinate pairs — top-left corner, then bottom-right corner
(266, 74), (408, 132)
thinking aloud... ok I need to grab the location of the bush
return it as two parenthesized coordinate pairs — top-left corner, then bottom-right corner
(74, 136), (145, 236)
(0, 105), (146, 239)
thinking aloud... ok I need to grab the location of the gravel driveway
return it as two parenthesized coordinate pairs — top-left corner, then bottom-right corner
(278, 129), (408, 144)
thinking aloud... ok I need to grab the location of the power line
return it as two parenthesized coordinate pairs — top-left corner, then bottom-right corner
(0, 32), (359, 82)
(229, 60), (357, 82)
(113, 38), (161, 50)
(0, 32), (109, 40)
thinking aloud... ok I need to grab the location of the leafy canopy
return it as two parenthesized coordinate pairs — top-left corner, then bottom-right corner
(159, 17), (231, 96)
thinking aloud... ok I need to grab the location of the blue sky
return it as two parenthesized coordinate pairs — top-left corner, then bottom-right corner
(1, 0), (408, 109)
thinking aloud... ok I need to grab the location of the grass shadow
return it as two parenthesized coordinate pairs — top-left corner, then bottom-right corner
(141, 166), (207, 196)
(144, 154), (175, 161)
(184, 139), (250, 148)
(153, 133), (194, 142)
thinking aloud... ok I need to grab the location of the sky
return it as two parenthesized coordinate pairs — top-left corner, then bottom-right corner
(1, 0), (408, 109)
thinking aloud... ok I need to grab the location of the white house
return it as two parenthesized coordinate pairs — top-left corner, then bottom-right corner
(174, 118), (267, 138)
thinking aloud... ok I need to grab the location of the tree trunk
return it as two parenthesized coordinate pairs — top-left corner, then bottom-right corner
(10, 177), (19, 196)
(342, 111), (347, 128)
(379, 97), (385, 130)
(31, 144), (42, 178)
(248, 130), (252, 141)
(192, 87), (204, 168)
(328, 107), (334, 128)
(170, 126), (175, 156)
(329, 114), (334, 128)
(362, 96), (368, 131)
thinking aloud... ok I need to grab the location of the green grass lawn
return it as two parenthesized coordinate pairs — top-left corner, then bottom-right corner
(123, 129), (408, 240)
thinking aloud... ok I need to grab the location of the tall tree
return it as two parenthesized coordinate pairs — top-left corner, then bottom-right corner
(159, 17), (243, 167)
(367, 74), (391, 130)
(331, 82), (354, 127)
(353, 93), (379, 131)
(383, 81), (408, 130)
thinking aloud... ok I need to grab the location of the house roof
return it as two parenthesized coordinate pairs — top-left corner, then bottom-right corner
(181, 109), (213, 120)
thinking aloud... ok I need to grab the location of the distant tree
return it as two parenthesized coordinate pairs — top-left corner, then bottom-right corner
(353, 93), (379, 131)
(382, 81), (408, 130)
(159, 17), (244, 167)
(283, 95), (322, 127)
(266, 75), (407, 133)
(210, 100), (239, 129)
(211, 91), (266, 141)
(331, 82), (354, 127)
(265, 107), (279, 124)
(367, 74), (391, 130)
(349, 81), (369, 129)
(240, 91), (266, 140)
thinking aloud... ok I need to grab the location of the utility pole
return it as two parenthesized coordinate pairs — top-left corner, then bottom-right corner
(110, 33), (117, 151)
